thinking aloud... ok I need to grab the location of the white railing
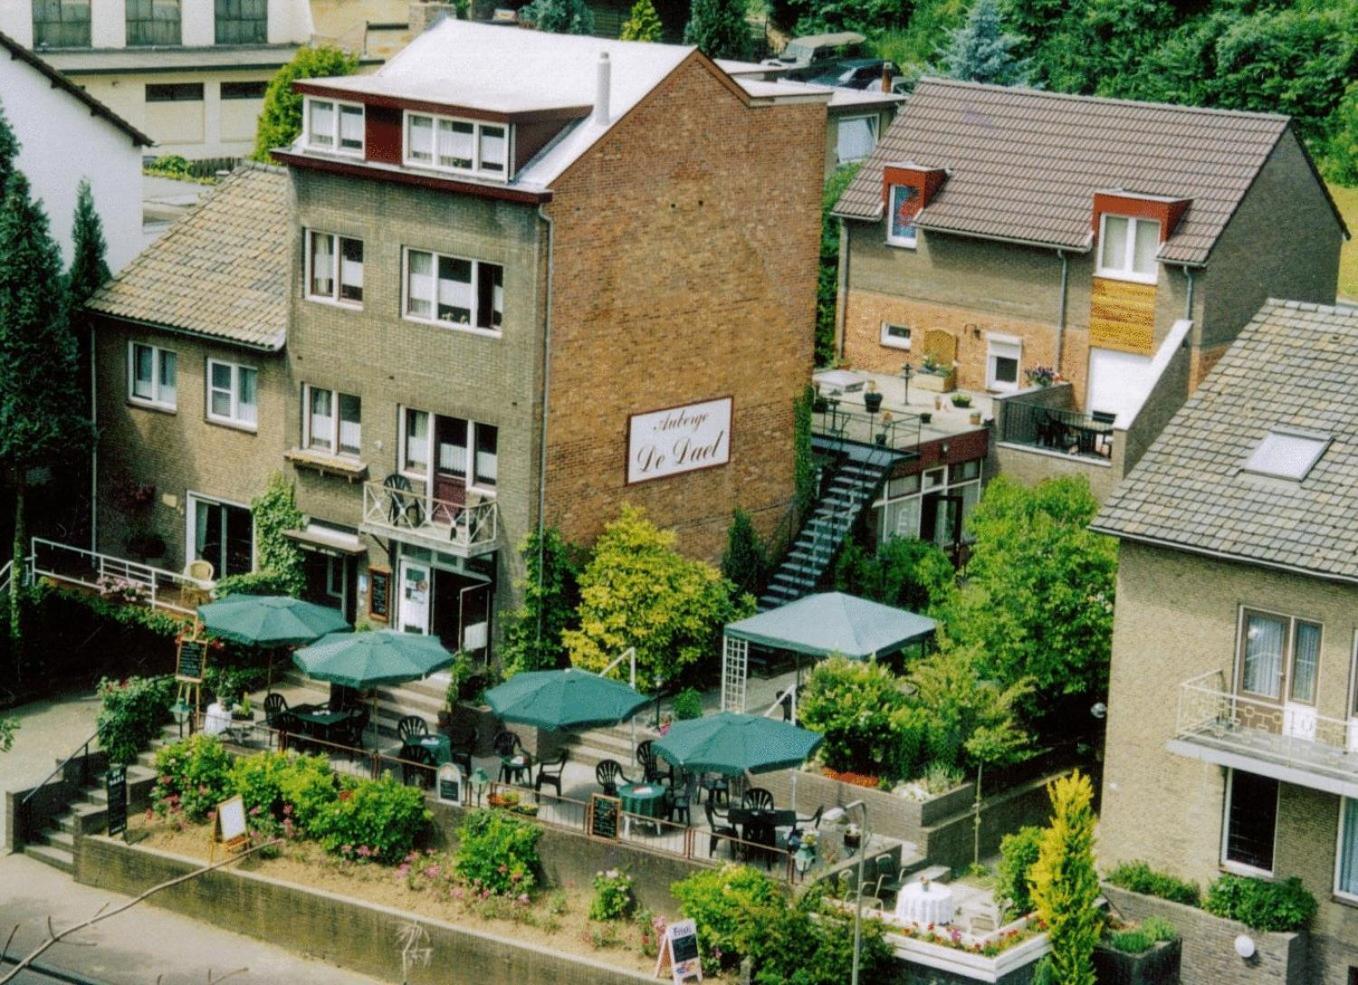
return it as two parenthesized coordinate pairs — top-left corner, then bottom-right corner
(0, 559), (13, 597)
(29, 537), (206, 616)
(360, 479), (498, 556)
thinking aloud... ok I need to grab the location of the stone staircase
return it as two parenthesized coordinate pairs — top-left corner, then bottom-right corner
(557, 719), (659, 773)
(264, 668), (451, 744)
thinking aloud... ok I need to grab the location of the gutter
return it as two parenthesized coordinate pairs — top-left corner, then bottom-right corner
(1182, 264), (1196, 320)
(89, 324), (97, 553)
(86, 312), (285, 353)
(835, 218), (850, 362)
(1088, 529), (1358, 589)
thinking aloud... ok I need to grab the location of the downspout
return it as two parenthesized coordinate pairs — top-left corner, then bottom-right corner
(1181, 264), (1195, 321)
(835, 218), (850, 362)
(1054, 249), (1069, 372)
(89, 324), (97, 554)
(535, 202), (554, 654)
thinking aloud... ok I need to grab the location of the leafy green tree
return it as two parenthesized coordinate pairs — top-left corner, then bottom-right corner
(684, 0), (753, 60)
(249, 473), (305, 596)
(907, 644), (1031, 772)
(564, 505), (752, 691)
(832, 535), (956, 615)
(816, 163), (859, 367)
(252, 46), (359, 163)
(777, 0), (913, 36)
(1321, 81), (1358, 186)
(941, 0), (1031, 85)
(521, 0), (596, 35)
(66, 180), (110, 306)
(800, 655), (913, 775)
(0, 715), (16, 753)
(620, 0), (664, 40)
(721, 508), (766, 598)
(1030, 770), (1102, 985)
(0, 170), (90, 664)
(499, 526), (585, 678)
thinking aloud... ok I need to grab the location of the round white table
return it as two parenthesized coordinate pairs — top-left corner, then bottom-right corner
(895, 880), (955, 926)
(203, 702), (231, 736)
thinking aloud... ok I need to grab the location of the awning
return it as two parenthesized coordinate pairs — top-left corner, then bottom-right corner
(725, 591), (935, 659)
(285, 523), (366, 556)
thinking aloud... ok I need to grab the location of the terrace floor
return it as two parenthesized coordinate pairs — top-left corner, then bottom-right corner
(813, 367), (994, 443)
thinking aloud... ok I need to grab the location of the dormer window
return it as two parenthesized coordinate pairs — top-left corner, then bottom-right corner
(1097, 214), (1159, 283)
(403, 111), (510, 179)
(888, 185), (919, 248)
(304, 97), (364, 155)
(882, 164), (946, 251)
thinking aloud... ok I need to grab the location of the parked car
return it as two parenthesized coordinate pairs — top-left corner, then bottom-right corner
(805, 59), (899, 90)
(761, 31), (867, 71)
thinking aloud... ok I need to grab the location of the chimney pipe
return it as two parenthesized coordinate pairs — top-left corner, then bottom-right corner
(595, 52), (611, 125)
(881, 62), (892, 93)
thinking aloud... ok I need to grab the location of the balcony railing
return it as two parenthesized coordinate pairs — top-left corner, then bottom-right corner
(29, 537), (207, 616)
(359, 478), (499, 557)
(812, 405), (922, 453)
(996, 398), (1113, 462)
(1174, 671), (1358, 793)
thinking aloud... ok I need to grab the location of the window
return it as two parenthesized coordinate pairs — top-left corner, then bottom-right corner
(304, 98), (364, 154)
(880, 322), (911, 350)
(206, 359), (258, 428)
(146, 83), (203, 103)
(986, 337), (1021, 393)
(1337, 799), (1358, 902)
(474, 423), (498, 488)
(306, 231), (363, 306)
(888, 184), (919, 247)
(215, 0), (267, 44)
(1222, 770), (1278, 875)
(126, 0), (181, 46)
(404, 248), (504, 332)
(220, 80), (268, 100)
(128, 343), (177, 410)
(1244, 429), (1331, 481)
(836, 115), (878, 164)
(873, 460), (983, 548)
(1098, 214), (1160, 283)
(188, 494), (253, 578)
(33, 0), (91, 47)
(303, 385), (361, 457)
(1237, 609), (1322, 705)
(403, 112), (510, 178)
(401, 408), (431, 475)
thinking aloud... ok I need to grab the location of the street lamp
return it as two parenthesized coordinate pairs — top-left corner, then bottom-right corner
(826, 800), (870, 985)
(900, 362), (913, 407)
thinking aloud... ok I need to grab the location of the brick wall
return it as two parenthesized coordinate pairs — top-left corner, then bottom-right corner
(542, 54), (822, 559)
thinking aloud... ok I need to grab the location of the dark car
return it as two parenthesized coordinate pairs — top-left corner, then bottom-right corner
(803, 59), (898, 90)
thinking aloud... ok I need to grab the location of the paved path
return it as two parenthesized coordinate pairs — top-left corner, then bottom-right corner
(1, 690), (102, 850)
(0, 853), (386, 985)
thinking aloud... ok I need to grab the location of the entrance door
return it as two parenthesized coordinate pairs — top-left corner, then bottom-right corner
(303, 553), (353, 620)
(433, 416), (468, 522)
(398, 560), (432, 635)
(431, 570), (492, 658)
(190, 495), (253, 578)
(921, 492), (964, 555)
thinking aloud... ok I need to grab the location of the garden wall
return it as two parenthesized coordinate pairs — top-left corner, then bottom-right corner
(1102, 885), (1307, 985)
(1093, 938), (1180, 985)
(77, 836), (660, 985)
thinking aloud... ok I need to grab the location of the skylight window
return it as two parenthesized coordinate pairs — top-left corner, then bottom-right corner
(1243, 429), (1331, 481)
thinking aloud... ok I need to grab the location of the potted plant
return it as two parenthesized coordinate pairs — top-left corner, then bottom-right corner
(951, 393), (973, 409)
(919, 412), (932, 424)
(863, 380), (883, 413)
(916, 355), (958, 394)
(844, 822), (862, 852)
(231, 695), (253, 721)
(1023, 365), (1061, 388)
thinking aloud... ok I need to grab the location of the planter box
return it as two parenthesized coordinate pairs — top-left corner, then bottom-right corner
(916, 371), (957, 394)
(1094, 939), (1181, 985)
(886, 926), (1049, 984)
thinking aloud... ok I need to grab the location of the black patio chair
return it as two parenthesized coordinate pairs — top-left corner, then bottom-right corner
(743, 787), (775, 811)
(666, 772), (695, 826)
(397, 715), (428, 743)
(263, 693), (292, 733)
(495, 731), (530, 783)
(341, 706), (370, 752)
(448, 724), (477, 775)
(705, 800), (739, 858)
(383, 472), (423, 527)
(793, 804), (824, 833)
(535, 751), (568, 796)
(403, 745), (437, 788)
(596, 759), (631, 797)
(700, 773), (730, 807)
(636, 740), (672, 784)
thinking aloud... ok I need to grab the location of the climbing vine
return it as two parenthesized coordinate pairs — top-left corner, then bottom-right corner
(250, 473), (305, 597)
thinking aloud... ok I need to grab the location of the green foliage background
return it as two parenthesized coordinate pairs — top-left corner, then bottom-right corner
(252, 46), (359, 164)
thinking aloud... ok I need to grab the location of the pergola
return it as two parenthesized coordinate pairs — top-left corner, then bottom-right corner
(720, 591), (937, 716)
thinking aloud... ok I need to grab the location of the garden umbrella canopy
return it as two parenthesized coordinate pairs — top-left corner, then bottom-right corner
(483, 668), (650, 731)
(652, 712), (823, 776)
(197, 594), (349, 646)
(724, 591), (935, 659)
(292, 630), (452, 688)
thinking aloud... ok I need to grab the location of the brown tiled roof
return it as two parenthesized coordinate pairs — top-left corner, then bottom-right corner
(1093, 300), (1358, 582)
(833, 78), (1330, 265)
(88, 164), (288, 351)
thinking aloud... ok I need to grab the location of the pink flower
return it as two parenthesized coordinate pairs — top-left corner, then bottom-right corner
(249, 806), (261, 816)
(357, 845), (372, 858)
(282, 803), (293, 816)
(423, 865), (440, 878)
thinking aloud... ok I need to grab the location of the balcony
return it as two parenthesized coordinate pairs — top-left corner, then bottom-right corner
(995, 395), (1114, 464)
(359, 479), (499, 558)
(28, 537), (207, 617)
(1171, 671), (1358, 799)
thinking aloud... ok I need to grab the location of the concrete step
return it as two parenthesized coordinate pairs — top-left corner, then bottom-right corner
(54, 811), (80, 834)
(25, 841), (74, 874)
(40, 828), (75, 852)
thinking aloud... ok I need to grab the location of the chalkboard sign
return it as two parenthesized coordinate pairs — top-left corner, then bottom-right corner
(176, 639), (207, 683)
(106, 764), (128, 839)
(655, 918), (702, 983)
(589, 793), (620, 841)
(672, 926), (699, 963)
(437, 764), (462, 805)
(369, 568), (390, 622)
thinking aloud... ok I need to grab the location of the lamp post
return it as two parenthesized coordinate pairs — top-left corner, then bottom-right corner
(900, 362), (913, 407)
(839, 799), (869, 985)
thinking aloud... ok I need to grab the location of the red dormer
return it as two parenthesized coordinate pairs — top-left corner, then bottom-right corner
(1092, 190), (1191, 283)
(881, 163), (947, 247)
(1092, 190), (1191, 242)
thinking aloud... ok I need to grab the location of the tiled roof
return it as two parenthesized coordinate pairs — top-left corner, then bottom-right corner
(87, 164), (288, 351)
(833, 78), (1323, 265)
(1093, 300), (1358, 582)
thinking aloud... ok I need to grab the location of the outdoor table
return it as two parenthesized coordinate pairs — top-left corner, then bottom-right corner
(203, 702), (231, 737)
(291, 704), (355, 745)
(895, 880), (955, 926)
(224, 712), (257, 745)
(729, 807), (797, 863)
(403, 733), (452, 767)
(618, 782), (667, 835)
(500, 752), (533, 785)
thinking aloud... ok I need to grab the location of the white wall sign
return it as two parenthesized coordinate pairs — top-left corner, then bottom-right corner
(628, 398), (732, 485)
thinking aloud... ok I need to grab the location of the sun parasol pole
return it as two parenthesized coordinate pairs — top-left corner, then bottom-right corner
(600, 647), (638, 766)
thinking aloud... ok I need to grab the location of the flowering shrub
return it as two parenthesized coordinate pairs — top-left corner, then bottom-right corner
(151, 734), (235, 822)
(589, 868), (635, 921)
(310, 773), (430, 864)
(230, 750), (334, 834)
(1023, 365), (1061, 387)
(453, 809), (542, 897)
(890, 918), (1040, 957)
(96, 675), (173, 765)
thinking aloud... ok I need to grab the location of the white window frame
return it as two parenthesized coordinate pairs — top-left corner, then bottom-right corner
(873, 460), (984, 546)
(302, 97), (364, 155)
(887, 184), (918, 249)
(127, 341), (177, 411)
(1096, 213), (1160, 285)
(880, 322), (911, 351)
(401, 110), (512, 180)
(186, 491), (255, 577)
(301, 384), (361, 458)
(836, 114), (878, 165)
(399, 406), (433, 482)
(1335, 798), (1358, 904)
(205, 358), (258, 430)
(304, 230), (364, 308)
(1234, 605), (1323, 706)
(986, 335), (1022, 393)
(401, 247), (505, 336)
(1220, 768), (1279, 878)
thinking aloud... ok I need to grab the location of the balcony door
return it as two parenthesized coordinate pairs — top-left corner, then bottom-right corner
(188, 494), (252, 579)
(1237, 609), (1321, 739)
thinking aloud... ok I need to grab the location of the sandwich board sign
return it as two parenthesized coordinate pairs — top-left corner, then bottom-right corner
(654, 918), (702, 983)
(211, 794), (249, 861)
(437, 764), (462, 805)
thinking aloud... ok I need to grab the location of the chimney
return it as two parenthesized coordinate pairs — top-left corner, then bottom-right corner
(409, 2), (458, 35)
(881, 62), (892, 93)
(595, 52), (611, 125)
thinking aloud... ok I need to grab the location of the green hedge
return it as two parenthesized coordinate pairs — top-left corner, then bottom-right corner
(1105, 861), (1201, 907)
(1205, 874), (1317, 933)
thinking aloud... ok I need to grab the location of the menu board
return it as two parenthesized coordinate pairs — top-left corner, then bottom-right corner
(656, 919), (702, 983)
(176, 639), (206, 683)
(368, 567), (390, 622)
(105, 764), (127, 838)
(437, 764), (462, 805)
(589, 793), (620, 841)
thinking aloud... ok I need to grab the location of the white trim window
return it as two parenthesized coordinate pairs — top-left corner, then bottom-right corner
(403, 248), (504, 333)
(1236, 609), (1322, 705)
(1336, 798), (1358, 902)
(986, 336), (1022, 393)
(436, 417), (498, 492)
(1097, 214), (1160, 283)
(128, 341), (177, 410)
(1221, 769), (1278, 876)
(306, 231), (363, 306)
(206, 359), (258, 429)
(872, 459), (982, 546)
(400, 407), (432, 478)
(303, 385), (361, 458)
(303, 97), (364, 154)
(887, 184), (919, 248)
(880, 322), (911, 350)
(403, 111), (509, 179)
(836, 114), (878, 164)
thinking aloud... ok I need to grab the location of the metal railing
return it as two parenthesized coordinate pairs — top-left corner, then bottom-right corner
(29, 537), (206, 616)
(17, 728), (101, 843)
(996, 399), (1114, 462)
(812, 405), (923, 453)
(1176, 672), (1356, 777)
(360, 479), (498, 556)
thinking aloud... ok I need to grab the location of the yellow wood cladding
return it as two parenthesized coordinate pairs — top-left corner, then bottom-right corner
(1089, 277), (1157, 355)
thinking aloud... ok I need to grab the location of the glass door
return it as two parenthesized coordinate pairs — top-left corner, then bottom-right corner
(398, 560), (431, 635)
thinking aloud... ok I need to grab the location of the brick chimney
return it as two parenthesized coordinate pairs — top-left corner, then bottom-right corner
(881, 62), (892, 93)
(409, 1), (459, 34)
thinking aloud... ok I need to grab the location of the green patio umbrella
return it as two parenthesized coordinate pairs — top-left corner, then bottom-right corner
(652, 712), (823, 776)
(483, 668), (650, 731)
(291, 630), (453, 688)
(198, 594), (349, 647)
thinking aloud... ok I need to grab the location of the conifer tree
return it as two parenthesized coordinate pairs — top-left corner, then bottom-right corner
(942, 0), (1032, 86)
(0, 98), (17, 197)
(252, 46), (359, 163)
(67, 180), (110, 306)
(684, 0), (753, 60)
(521, 0), (596, 35)
(1030, 770), (1103, 985)
(620, 0), (664, 41)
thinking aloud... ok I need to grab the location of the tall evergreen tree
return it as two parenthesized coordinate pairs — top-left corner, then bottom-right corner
(0, 97), (18, 195)
(620, 0), (664, 41)
(67, 180), (110, 306)
(252, 46), (359, 163)
(0, 171), (90, 668)
(684, 0), (753, 60)
(521, 0), (596, 35)
(941, 0), (1032, 86)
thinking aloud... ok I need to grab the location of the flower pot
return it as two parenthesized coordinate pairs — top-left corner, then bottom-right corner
(875, 433), (887, 446)
(919, 412), (932, 424)
(864, 391), (883, 413)
(970, 411), (983, 426)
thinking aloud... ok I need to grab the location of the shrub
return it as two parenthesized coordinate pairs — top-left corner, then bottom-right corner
(1030, 771), (1102, 985)
(672, 864), (786, 974)
(721, 508), (766, 597)
(96, 675), (173, 765)
(276, 752), (340, 833)
(1107, 928), (1152, 954)
(832, 536), (957, 616)
(312, 773), (431, 864)
(1142, 916), (1177, 942)
(996, 825), (1043, 918)
(589, 868), (635, 921)
(252, 45), (358, 162)
(672, 687), (704, 721)
(230, 750), (333, 828)
(213, 569), (298, 598)
(750, 886), (894, 985)
(1204, 874), (1317, 933)
(619, 0), (663, 40)
(151, 734), (235, 822)
(499, 526), (583, 679)
(147, 154), (192, 177)
(454, 809), (542, 896)
(798, 656), (911, 776)
(1105, 860), (1201, 907)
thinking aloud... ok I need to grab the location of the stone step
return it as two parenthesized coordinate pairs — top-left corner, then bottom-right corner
(40, 828), (75, 852)
(54, 811), (80, 834)
(25, 841), (74, 874)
